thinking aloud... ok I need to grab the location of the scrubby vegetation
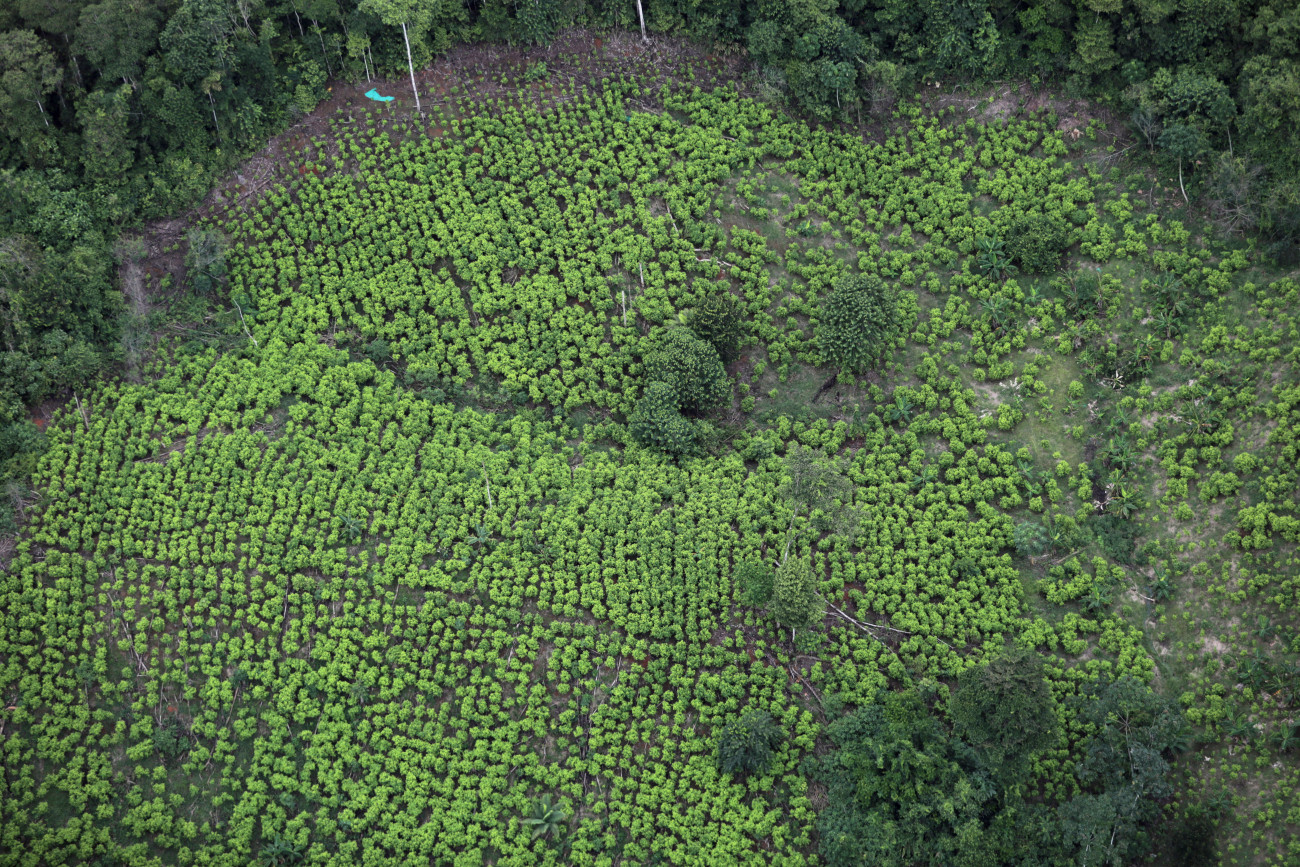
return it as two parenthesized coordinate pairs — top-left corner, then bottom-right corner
(2, 34), (1299, 867)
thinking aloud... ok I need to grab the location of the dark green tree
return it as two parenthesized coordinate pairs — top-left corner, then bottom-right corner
(951, 647), (1058, 787)
(734, 558), (774, 607)
(358, 0), (428, 113)
(629, 381), (697, 456)
(771, 555), (822, 632)
(817, 272), (901, 374)
(75, 0), (162, 83)
(1059, 677), (1189, 866)
(1158, 124), (1209, 204)
(1013, 520), (1051, 558)
(0, 30), (62, 166)
(777, 444), (853, 564)
(814, 687), (1053, 867)
(1163, 805), (1219, 867)
(0, 236), (118, 346)
(184, 227), (228, 296)
(152, 716), (190, 764)
(1004, 213), (1070, 273)
(257, 833), (305, 866)
(78, 85), (137, 184)
(716, 709), (783, 777)
(687, 294), (743, 364)
(642, 328), (729, 412)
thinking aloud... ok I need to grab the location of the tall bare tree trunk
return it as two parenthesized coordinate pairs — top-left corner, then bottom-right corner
(206, 91), (220, 140)
(401, 21), (421, 115)
(313, 21), (332, 77)
(635, 0), (648, 43)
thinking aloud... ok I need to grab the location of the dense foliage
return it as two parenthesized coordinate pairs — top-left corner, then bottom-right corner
(950, 646), (1058, 786)
(630, 380), (698, 455)
(2, 50), (1299, 867)
(687, 293), (744, 364)
(642, 328), (730, 413)
(715, 709), (784, 777)
(816, 272), (903, 374)
(2, 0), (1299, 537)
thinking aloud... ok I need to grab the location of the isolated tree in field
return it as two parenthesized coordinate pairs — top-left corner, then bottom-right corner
(687, 294), (743, 363)
(733, 558), (774, 607)
(817, 272), (900, 373)
(1004, 212), (1070, 273)
(771, 555), (823, 632)
(629, 381), (696, 456)
(359, 0), (425, 114)
(777, 444), (852, 566)
(716, 709), (783, 777)
(184, 228), (229, 296)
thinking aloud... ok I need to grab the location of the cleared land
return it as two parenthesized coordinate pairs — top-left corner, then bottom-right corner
(2, 46), (1298, 867)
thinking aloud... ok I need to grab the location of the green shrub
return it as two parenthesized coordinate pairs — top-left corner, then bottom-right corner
(1005, 213), (1070, 273)
(716, 709), (784, 777)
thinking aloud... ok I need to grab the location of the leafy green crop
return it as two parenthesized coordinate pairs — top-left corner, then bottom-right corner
(2, 65), (1296, 867)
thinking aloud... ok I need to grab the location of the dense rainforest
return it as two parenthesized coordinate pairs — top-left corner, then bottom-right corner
(1, 2), (1299, 866)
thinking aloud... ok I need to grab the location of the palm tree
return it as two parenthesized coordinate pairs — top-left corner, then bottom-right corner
(1271, 721), (1300, 753)
(521, 794), (568, 841)
(886, 392), (915, 424)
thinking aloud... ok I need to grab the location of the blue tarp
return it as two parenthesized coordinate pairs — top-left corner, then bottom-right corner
(365, 89), (395, 102)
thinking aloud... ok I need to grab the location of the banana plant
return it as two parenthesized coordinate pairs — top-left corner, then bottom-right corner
(1082, 581), (1114, 615)
(885, 392), (915, 425)
(975, 236), (1016, 280)
(1272, 721), (1300, 753)
(521, 794), (568, 841)
(1152, 307), (1181, 338)
(1109, 484), (1142, 518)
(980, 295), (1014, 331)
